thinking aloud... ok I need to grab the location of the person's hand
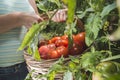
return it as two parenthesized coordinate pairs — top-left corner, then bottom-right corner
(51, 9), (67, 22)
(18, 12), (43, 28)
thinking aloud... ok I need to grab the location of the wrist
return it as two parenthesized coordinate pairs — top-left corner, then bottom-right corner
(12, 12), (24, 27)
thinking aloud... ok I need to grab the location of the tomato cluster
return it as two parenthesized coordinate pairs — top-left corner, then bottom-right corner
(38, 32), (86, 59)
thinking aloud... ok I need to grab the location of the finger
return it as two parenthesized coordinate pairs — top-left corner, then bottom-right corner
(56, 11), (60, 22)
(58, 10), (62, 22)
(59, 10), (66, 22)
(51, 15), (56, 22)
(63, 11), (67, 21)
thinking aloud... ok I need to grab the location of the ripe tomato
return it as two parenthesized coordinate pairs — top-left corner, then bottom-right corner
(74, 32), (85, 45)
(38, 45), (49, 59)
(48, 46), (69, 59)
(47, 43), (56, 50)
(56, 46), (68, 57)
(38, 40), (48, 48)
(55, 39), (68, 47)
(61, 35), (68, 40)
(48, 37), (61, 44)
(48, 49), (61, 59)
(69, 43), (84, 55)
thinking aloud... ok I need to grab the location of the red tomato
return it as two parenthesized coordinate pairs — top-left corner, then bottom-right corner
(38, 45), (49, 59)
(48, 50), (61, 59)
(69, 43), (84, 55)
(56, 46), (68, 57)
(61, 35), (68, 40)
(38, 40), (48, 47)
(74, 32), (85, 45)
(55, 39), (68, 47)
(48, 46), (69, 59)
(48, 37), (61, 44)
(47, 43), (56, 50)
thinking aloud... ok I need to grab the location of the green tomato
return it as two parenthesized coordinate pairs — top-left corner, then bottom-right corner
(92, 61), (120, 80)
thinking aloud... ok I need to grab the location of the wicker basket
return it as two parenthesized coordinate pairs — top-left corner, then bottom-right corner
(24, 52), (65, 80)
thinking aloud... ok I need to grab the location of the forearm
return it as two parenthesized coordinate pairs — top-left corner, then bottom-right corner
(0, 12), (21, 33)
(29, 0), (39, 14)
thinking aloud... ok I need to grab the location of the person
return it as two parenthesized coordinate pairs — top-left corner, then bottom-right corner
(0, 0), (67, 80)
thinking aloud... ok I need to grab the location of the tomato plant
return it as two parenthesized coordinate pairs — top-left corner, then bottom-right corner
(24, 0), (120, 80)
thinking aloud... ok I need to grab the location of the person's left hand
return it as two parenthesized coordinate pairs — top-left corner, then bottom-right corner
(51, 9), (67, 22)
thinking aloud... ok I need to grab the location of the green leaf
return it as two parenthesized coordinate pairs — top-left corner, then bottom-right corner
(18, 24), (40, 50)
(33, 46), (41, 61)
(87, 0), (105, 12)
(77, 8), (94, 19)
(101, 2), (116, 18)
(26, 44), (33, 55)
(85, 13), (102, 46)
(18, 21), (47, 51)
(49, 64), (63, 73)
(75, 70), (87, 80)
(63, 70), (73, 80)
(37, 2), (48, 12)
(80, 51), (104, 72)
(48, 0), (61, 8)
(69, 56), (80, 63)
(48, 71), (56, 80)
(68, 61), (77, 70)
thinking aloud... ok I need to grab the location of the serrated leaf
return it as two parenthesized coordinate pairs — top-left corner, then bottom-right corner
(49, 64), (63, 73)
(80, 51), (103, 72)
(85, 13), (102, 46)
(77, 8), (94, 19)
(101, 2), (116, 18)
(75, 70), (86, 80)
(69, 56), (80, 63)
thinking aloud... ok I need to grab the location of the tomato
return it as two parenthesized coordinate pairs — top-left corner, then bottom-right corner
(69, 43), (84, 55)
(55, 39), (68, 47)
(48, 37), (61, 44)
(38, 40), (48, 47)
(56, 46), (68, 57)
(48, 50), (60, 59)
(38, 45), (49, 59)
(92, 61), (120, 80)
(61, 35), (68, 40)
(74, 32), (85, 45)
(48, 46), (69, 59)
(47, 43), (56, 50)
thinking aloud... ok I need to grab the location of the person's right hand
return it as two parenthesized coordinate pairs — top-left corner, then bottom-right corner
(18, 12), (43, 28)
(51, 9), (67, 22)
